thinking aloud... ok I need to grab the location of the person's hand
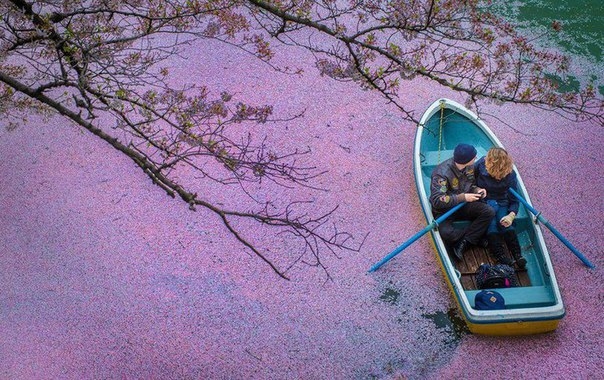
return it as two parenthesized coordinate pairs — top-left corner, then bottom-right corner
(500, 212), (516, 227)
(476, 188), (487, 199)
(464, 193), (482, 202)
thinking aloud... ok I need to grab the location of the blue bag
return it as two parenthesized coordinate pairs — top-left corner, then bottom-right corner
(474, 290), (505, 310)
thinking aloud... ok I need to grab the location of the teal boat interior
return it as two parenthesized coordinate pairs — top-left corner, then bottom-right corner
(416, 106), (560, 310)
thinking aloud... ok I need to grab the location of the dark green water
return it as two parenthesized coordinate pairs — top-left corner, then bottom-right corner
(493, 0), (604, 94)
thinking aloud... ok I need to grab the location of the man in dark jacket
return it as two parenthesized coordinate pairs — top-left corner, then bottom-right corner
(429, 143), (494, 260)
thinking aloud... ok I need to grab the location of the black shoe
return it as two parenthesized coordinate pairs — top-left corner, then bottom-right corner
(497, 255), (515, 267)
(502, 230), (526, 269)
(478, 237), (489, 249)
(487, 234), (515, 267)
(515, 256), (527, 269)
(453, 239), (469, 260)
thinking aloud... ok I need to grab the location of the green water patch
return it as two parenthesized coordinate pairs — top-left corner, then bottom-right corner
(379, 287), (400, 305)
(490, 0), (604, 95)
(544, 73), (582, 93)
(492, 0), (604, 62)
(422, 308), (470, 345)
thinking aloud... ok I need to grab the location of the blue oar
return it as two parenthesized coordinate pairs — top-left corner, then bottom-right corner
(509, 188), (595, 269)
(368, 202), (466, 272)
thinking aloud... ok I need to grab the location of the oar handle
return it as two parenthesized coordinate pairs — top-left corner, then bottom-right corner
(509, 188), (595, 269)
(368, 202), (466, 272)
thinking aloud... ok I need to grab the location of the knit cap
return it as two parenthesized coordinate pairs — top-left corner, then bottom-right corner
(453, 143), (477, 164)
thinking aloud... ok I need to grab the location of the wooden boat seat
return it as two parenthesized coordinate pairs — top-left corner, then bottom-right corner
(466, 286), (556, 309)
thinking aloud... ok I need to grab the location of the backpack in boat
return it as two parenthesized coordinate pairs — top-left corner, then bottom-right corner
(475, 263), (518, 289)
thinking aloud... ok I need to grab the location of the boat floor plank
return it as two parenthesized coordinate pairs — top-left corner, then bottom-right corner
(452, 245), (530, 290)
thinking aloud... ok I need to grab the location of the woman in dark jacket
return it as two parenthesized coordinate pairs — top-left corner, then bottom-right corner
(475, 148), (527, 269)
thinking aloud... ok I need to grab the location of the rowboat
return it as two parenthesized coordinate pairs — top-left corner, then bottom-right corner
(413, 98), (565, 335)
